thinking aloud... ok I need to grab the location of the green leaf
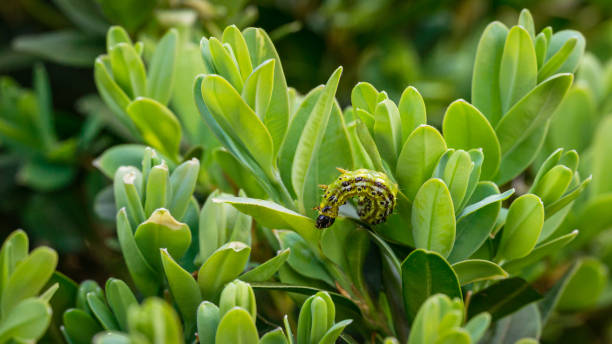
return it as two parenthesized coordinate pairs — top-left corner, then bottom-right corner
(319, 319), (353, 344)
(538, 38), (577, 82)
(396, 125), (447, 201)
(401, 249), (462, 322)
(440, 149), (475, 212)
(0, 298), (51, 343)
(535, 32), (548, 69)
(292, 67), (342, 212)
(94, 57), (134, 133)
(126, 97), (182, 162)
(109, 42), (146, 98)
(442, 99), (501, 179)
(499, 26), (537, 113)
(556, 257), (608, 311)
(127, 298), (183, 343)
(144, 163), (170, 216)
(497, 194), (544, 261)
(592, 116), (612, 197)
(222, 25), (253, 81)
(198, 301), (220, 344)
(240, 248), (290, 282)
(518, 9), (535, 39)
(357, 120), (385, 172)
(76, 280), (103, 315)
(63, 308), (104, 344)
(147, 28), (178, 105)
(169, 158), (200, 220)
(486, 304), (541, 344)
(209, 37), (244, 92)
(214, 195), (321, 252)
(277, 231), (333, 286)
(351, 82), (379, 114)
(93, 332), (131, 344)
(86, 292), (119, 330)
(198, 242), (250, 302)
(530, 165), (572, 205)
(242, 59), (275, 120)
(412, 178), (456, 257)
(106, 26), (131, 51)
(503, 230), (578, 274)
(134, 209), (191, 271)
(435, 329), (471, 344)
(449, 182), (506, 262)
(545, 30), (585, 74)
(116, 208), (159, 296)
(1, 246), (57, 315)
(467, 277), (541, 320)
(219, 280), (257, 321)
(215, 307), (259, 344)
(464, 312), (491, 343)
(0, 229), (29, 299)
(373, 99), (402, 167)
(94, 145), (154, 179)
(494, 73), (573, 184)
(452, 260), (508, 285)
(537, 262), (578, 326)
(201, 74), (275, 178)
(242, 28), (290, 155)
(471, 22), (509, 125)
(279, 86), (325, 194)
(259, 328), (288, 344)
(161, 249), (200, 332)
(398, 86), (427, 144)
(114, 166), (145, 229)
(105, 278), (137, 331)
(407, 293), (463, 344)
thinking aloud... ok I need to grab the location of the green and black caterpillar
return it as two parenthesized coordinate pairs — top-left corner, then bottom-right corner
(315, 168), (398, 228)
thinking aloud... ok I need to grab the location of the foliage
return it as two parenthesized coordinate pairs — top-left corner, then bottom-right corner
(1, 3), (611, 344)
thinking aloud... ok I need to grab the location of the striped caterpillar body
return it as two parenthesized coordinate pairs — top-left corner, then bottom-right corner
(315, 168), (398, 229)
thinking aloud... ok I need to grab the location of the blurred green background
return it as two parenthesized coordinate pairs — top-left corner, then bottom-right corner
(1, 0), (611, 342)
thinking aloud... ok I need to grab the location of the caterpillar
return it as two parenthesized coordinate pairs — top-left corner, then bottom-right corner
(315, 168), (398, 228)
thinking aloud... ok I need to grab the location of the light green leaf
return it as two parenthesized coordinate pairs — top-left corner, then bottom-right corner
(498, 194), (544, 261)
(198, 242), (250, 302)
(198, 301), (220, 344)
(471, 21), (509, 125)
(215, 307), (259, 344)
(116, 208), (159, 296)
(592, 116), (612, 197)
(412, 179), (456, 258)
(222, 25), (253, 81)
(62, 308), (103, 344)
(0, 298), (51, 343)
(169, 158), (200, 220)
(126, 97), (182, 162)
(538, 38), (577, 82)
(109, 42), (146, 98)
(398, 86), (427, 144)
(373, 99), (402, 167)
(147, 28), (178, 105)
(499, 26), (537, 113)
(292, 67), (342, 212)
(351, 82), (379, 114)
(464, 312), (491, 343)
(556, 257), (608, 311)
(396, 125), (447, 201)
(241, 59), (275, 120)
(452, 260), (508, 285)
(201, 74), (275, 178)
(105, 278), (137, 331)
(545, 30), (585, 74)
(503, 230), (578, 273)
(209, 37), (244, 92)
(243, 28), (290, 154)
(442, 99), (500, 179)
(161, 249), (200, 333)
(134, 209), (191, 271)
(1, 246), (57, 315)
(240, 249), (290, 282)
(86, 292), (119, 330)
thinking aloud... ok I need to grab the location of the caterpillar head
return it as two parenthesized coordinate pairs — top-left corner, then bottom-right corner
(315, 214), (335, 229)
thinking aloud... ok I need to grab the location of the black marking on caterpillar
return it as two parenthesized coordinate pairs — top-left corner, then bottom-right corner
(315, 168), (398, 229)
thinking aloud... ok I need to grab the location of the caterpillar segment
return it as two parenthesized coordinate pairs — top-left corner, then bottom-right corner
(315, 168), (398, 229)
